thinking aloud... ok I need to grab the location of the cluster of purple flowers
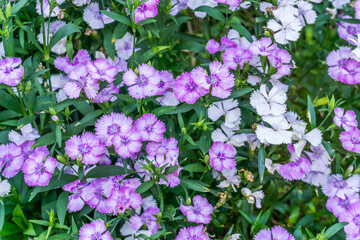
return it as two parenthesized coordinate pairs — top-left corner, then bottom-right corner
(0, 124), (56, 187)
(254, 225), (295, 240)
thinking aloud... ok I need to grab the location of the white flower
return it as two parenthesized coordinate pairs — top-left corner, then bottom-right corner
(291, 120), (322, 157)
(115, 32), (137, 61)
(303, 162), (331, 187)
(250, 84), (287, 116)
(211, 124), (247, 147)
(348, 34), (360, 61)
(247, 133), (261, 150)
(259, 2), (273, 16)
(229, 234), (241, 240)
(218, 168), (241, 192)
(157, 91), (180, 106)
(8, 124), (40, 146)
(120, 222), (151, 240)
(267, 16), (302, 44)
(50, 74), (70, 91)
(326, 7), (338, 19)
(73, 0), (91, 6)
(83, 3), (114, 30)
(0, 42), (4, 58)
(297, 1), (317, 26)
(227, 29), (252, 49)
(0, 179), (11, 197)
(37, 21), (67, 55)
(187, 0), (218, 18)
(329, 0), (350, 9)
(208, 99), (241, 128)
(273, 5), (298, 21)
(256, 115), (293, 145)
(265, 158), (281, 174)
(247, 75), (261, 86)
(241, 188), (265, 208)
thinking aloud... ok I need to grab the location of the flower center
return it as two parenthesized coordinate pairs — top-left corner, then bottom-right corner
(107, 124), (121, 135)
(78, 144), (91, 154)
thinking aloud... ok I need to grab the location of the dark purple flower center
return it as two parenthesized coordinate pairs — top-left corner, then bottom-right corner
(124, 42), (131, 51)
(90, 232), (102, 240)
(35, 163), (45, 174)
(2, 155), (12, 164)
(334, 179), (348, 189)
(210, 74), (220, 86)
(138, 74), (149, 86)
(351, 135), (360, 144)
(145, 125), (153, 133)
(78, 144), (91, 154)
(338, 58), (348, 68)
(217, 153), (225, 161)
(185, 81), (198, 92)
(4, 66), (13, 74)
(107, 124), (121, 135)
(347, 25), (357, 35)
(353, 214), (360, 226)
(139, 4), (147, 12)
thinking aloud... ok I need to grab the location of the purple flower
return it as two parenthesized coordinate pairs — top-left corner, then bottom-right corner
(65, 132), (106, 165)
(326, 47), (360, 84)
(54, 49), (91, 75)
(209, 142), (236, 171)
(215, 0), (242, 7)
(79, 219), (113, 240)
(106, 186), (142, 215)
(222, 47), (253, 70)
(37, 21), (67, 55)
(134, 113), (166, 142)
(129, 207), (160, 235)
(135, 0), (160, 24)
(338, 201), (360, 239)
(208, 61), (235, 98)
(64, 66), (99, 99)
(356, 0), (360, 19)
(115, 32), (137, 60)
(175, 225), (210, 240)
(278, 157), (312, 181)
(21, 141), (49, 160)
(334, 107), (358, 131)
(322, 174), (360, 199)
(63, 180), (86, 212)
(206, 37), (237, 54)
(339, 128), (360, 153)
(123, 64), (160, 99)
(249, 37), (276, 56)
(268, 48), (292, 76)
(87, 59), (118, 83)
(254, 226), (295, 240)
(95, 113), (133, 146)
(0, 143), (24, 178)
(146, 137), (179, 167)
(83, 3), (114, 29)
(93, 84), (119, 103)
(22, 151), (57, 186)
(112, 130), (142, 158)
(326, 194), (359, 218)
(337, 16), (360, 45)
(0, 58), (24, 86)
(174, 67), (209, 104)
(81, 178), (111, 214)
(8, 124), (40, 146)
(180, 195), (213, 224)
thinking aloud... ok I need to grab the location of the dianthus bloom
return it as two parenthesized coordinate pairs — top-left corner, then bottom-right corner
(0, 179), (11, 197)
(326, 194), (359, 218)
(180, 195), (213, 224)
(207, 61), (235, 98)
(338, 201), (360, 239)
(123, 64), (160, 99)
(215, 0), (242, 7)
(112, 130), (142, 158)
(8, 124), (40, 146)
(81, 178), (111, 214)
(339, 128), (360, 153)
(65, 132), (106, 165)
(254, 226), (295, 240)
(83, 3), (114, 29)
(206, 37), (237, 54)
(326, 47), (360, 84)
(175, 225), (210, 240)
(278, 157), (312, 181)
(333, 107), (358, 131)
(86, 59), (118, 83)
(268, 48), (292, 76)
(0, 58), (24, 86)
(222, 47), (253, 70)
(209, 142), (236, 171)
(63, 180), (86, 212)
(64, 66), (99, 99)
(134, 113), (166, 142)
(54, 49), (91, 74)
(174, 67), (209, 104)
(135, 0), (160, 24)
(322, 174), (360, 199)
(249, 37), (276, 56)
(79, 219), (113, 240)
(0, 143), (24, 178)
(95, 113), (133, 146)
(22, 151), (56, 186)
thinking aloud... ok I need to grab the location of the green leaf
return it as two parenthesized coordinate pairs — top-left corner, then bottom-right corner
(324, 222), (348, 238)
(76, 109), (104, 126)
(239, 210), (254, 224)
(0, 222), (21, 236)
(195, 6), (225, 22)
(0, 201), (4, 231)
(180, 179), (209, 192)
(12, 204), (28, 231)
(0, 90), (22, 113)
(335, 18), (360, 24)
(135, 180), (156, 194)
(164, 165), (180, 175)
(229, 87), (253, 99)
(49, 24), (81, 51)
(322, 140), (334, 157)
(56, 125), (62, 148)
(32, 132), (56, 148)
(307, 96), (316, 129)
(85, 165), (134, 179)
(29, 174), (78, 201)
(182, 163), (205, 173)
(21, 26), (43, 52)
(258, 146), (265, 183)
(231, 23), (253, 43)
(100, 10), (131, 26)
(294, 226), (302, 240)
(56, 192), (69, 225)
(12, 0), (28, 15)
